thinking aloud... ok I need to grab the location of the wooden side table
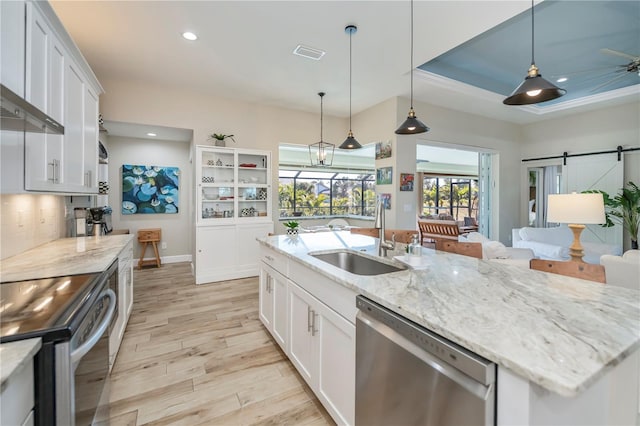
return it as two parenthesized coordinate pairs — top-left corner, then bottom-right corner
(138, 228), (161, 269)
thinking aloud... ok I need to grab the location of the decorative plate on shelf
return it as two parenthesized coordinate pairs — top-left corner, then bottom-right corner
(239, 163), (257, 168)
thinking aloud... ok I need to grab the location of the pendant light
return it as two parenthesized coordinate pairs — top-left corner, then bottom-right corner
(503, 0), (566, 105)
(395, 0), (429, 135)
(309, 92), (335, 167)
(339, 25), (362, 150)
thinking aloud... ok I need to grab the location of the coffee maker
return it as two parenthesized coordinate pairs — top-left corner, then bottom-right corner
(88, 206), (113, 236)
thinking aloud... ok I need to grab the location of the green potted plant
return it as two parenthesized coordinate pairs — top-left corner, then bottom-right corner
(208, 133), (236, 147)
(283, 220), (299, 236)
(586, 182), (640, 249)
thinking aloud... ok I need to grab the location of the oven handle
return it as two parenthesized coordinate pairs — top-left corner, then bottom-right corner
(70, 288), (116, 368)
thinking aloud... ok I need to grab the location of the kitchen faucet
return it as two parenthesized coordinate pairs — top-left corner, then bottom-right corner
(374, 200), (395, 257)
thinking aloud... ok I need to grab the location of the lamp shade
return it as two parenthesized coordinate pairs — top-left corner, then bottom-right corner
(547, 193), (606, 224)
(503, 70), (566, 105)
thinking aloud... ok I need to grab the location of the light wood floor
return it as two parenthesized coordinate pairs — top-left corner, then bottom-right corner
(96, 262), (334, 426)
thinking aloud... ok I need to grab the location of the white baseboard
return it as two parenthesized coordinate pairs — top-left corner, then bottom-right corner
(136, 254), (193, 265)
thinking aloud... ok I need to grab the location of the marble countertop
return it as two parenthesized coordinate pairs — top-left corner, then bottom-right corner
(258, 231), (640, 397)
(0, 234), (134, 282)
(0, 338), (41, 391)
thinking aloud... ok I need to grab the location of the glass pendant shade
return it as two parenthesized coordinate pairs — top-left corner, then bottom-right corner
(309, 92), (335, 167)
(503, 64), (566, 105)
(395, 0), (429, 135)
(340, 25), (362, 150)
(395, 108), (430, 134)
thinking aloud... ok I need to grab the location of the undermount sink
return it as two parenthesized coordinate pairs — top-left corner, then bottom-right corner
(309, 250), (407, 276)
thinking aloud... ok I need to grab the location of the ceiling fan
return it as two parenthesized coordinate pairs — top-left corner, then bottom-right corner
(589, 48), (640, 92)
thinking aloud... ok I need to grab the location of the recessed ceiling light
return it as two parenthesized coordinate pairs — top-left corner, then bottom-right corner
(147, 132), (157, 137)
(182, 32), (198, 41)
(556, 77), (568, 83)
(293, 44), (325, 61)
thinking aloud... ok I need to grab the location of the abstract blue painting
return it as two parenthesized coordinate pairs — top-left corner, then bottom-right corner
(122, 165), (179, 214)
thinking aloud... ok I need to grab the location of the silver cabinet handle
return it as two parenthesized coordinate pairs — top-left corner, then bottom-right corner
(48, 160), (56, 182)
(265, 255), (274, 262)
(307, 306), (313, 333)
(55, 159), (60, 183)
(311, 310), (318, 336)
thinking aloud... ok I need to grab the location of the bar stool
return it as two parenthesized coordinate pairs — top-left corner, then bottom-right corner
(138, 228), (161, 269)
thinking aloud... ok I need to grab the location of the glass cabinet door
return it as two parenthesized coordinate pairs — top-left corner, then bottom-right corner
(200, 149), (235, 222)
(237, 151), (269, 219)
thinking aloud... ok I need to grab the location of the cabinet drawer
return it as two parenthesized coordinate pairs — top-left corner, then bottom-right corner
(0, 357), (34, 426)
(137, 228), (161, 242)
(260, 246), (288, 275)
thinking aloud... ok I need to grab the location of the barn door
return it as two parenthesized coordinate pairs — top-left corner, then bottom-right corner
(562, 153), (623, 247)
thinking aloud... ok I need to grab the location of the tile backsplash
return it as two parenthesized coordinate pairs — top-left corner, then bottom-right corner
(0, 194), (66, 260)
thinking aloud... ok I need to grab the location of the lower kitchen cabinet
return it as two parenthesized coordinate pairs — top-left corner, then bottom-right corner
(0, 353), (35, 426)
(195, 222), (273, 284)
(109, 241), (134, 370)
(259, 245), (356, 426)
(288, 282), (355, 426)
(258, 264), (288, 352)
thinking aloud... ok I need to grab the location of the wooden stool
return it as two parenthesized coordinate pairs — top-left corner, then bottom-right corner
(138, 228), (161, 269)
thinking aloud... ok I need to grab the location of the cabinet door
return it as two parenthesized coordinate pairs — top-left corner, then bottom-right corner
(82, 86), (99, 192)
(62, 61), (85, 190)
(1, 0), (25, 97)
(271, 271), (288, 352)
(259, 267), (274, 331)
(25, 2), (48, 112)
(288, 283), (317, 385)
(236, 223), (273, 273)
(195, 226), (237, 284)
(316, 302), (356, 426)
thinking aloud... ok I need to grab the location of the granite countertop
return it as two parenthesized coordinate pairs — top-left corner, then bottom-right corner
(258, 231), (640, 397)
(0, 234), (134, 282)
(0, 338), (41, 391)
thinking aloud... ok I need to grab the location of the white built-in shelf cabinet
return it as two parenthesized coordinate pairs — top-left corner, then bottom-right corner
(195, 146), (273, 284)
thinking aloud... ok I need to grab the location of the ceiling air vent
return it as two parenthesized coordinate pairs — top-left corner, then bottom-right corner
(293, 44), (325, 61)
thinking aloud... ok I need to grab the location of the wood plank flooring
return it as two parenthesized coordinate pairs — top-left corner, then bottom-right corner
(96, 262), (334, 426)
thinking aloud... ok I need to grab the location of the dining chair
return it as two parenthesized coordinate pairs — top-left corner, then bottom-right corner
(435, 240), (483, 259)
(529, 259), (606, 283)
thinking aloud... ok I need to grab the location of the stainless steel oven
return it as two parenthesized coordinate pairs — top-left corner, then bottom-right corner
(1, 260), (118, 426)
(356, 296), (496, 426)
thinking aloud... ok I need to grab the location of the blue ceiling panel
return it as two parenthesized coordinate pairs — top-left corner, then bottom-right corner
(419, 1), (640, 105)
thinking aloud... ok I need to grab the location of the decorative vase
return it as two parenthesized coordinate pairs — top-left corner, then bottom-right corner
(286, 228), (298, 236)
(214, 139), (225, 147)
(632, 240), (638, 250)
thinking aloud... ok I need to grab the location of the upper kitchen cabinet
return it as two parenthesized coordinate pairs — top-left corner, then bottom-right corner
(1, 0), (103, 194)
(1, 1), (26, 97)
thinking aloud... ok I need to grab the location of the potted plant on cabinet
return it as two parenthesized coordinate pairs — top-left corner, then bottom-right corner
(283, 220), (300, 236)
(208, 133), (236, 147)
(586, 182), (640, 249)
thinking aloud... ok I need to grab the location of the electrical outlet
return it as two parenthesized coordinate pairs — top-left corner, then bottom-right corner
(161, 242), (167, 250)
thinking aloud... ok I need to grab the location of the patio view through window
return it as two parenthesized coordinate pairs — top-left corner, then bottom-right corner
(278, 170), (376, 217)
(422, 177), (479, 221)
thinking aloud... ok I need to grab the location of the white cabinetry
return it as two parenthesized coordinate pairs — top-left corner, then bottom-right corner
(109, 241), (134, 370)
(2, 0), (102, 195)
(259, 246), (356, 425)
(195, 146), (273, 284)
(0, 354), (34, 426)
(259, 264), (288, 351)
(1, 0), (26, 97)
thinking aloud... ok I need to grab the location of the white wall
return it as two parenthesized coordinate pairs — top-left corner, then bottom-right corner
(520, 102), (640, 241)
(107, 135), (192, 260)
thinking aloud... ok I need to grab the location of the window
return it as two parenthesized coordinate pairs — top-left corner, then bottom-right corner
(279, 171), (375, 217)
(422, 177), (478, 221)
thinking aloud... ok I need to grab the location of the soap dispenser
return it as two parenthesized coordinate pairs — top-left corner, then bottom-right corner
(409, 234), (422, 258)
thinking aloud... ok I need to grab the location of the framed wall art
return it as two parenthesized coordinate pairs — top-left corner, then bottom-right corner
(400, 173), (414, 191)
(122, 164), (180, 214)
(376, 167), (393, 185)
(375, 141), (392, 160)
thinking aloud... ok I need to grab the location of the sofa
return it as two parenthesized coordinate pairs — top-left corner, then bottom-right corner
(512, 225), (622, 264)
(459, 232), (534, 267)
(600, 250), (640, 290)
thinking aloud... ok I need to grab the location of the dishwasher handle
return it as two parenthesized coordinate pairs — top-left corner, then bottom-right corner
(357, 311), (494, 401)
(70, 288), (116, 369)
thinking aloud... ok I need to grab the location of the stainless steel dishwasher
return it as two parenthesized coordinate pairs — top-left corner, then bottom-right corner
(356, 296), (496, 426)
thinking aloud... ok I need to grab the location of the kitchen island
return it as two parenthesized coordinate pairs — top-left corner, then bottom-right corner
(258, 231), (640, 425)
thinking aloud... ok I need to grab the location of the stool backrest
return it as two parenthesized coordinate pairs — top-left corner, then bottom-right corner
(435, 240), (483, 259)
(530, 259), (606, 283)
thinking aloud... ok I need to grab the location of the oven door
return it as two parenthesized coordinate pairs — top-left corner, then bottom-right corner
(55, 288), (116, 426)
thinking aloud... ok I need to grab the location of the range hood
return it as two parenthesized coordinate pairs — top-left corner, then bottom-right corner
(1, 84), (64, 135)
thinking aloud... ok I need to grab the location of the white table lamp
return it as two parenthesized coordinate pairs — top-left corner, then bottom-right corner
(547, 192), (606, 262)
